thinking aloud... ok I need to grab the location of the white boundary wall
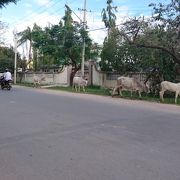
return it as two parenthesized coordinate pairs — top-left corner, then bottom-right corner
(20, 66), (72, 86)
(18, 62), (147, 88)
(89, 61), (147, 88)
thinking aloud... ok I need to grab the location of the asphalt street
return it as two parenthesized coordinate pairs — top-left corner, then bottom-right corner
(0, 86), (180, 180)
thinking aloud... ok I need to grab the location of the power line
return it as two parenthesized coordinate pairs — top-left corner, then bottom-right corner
(88, 23), (123, 33)
(11, 0), (80, 28)
(3, 0), (77, 46)
(2, 1), (155, 47)
(15, 7), (65, 28)
(11, 0), (64, 27)
(19, 0), (79, 28)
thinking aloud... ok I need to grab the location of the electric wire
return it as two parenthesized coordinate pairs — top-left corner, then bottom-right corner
(10, 0), (65, 27)
(2, 1), (156, 46)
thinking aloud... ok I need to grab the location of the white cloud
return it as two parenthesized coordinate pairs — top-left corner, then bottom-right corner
(85, 6), (130, 44)
(3, 12), (61, 47)
(3, 4), (131, 53)
(86, 14), (106, 44)
(35, 0), (52, 7)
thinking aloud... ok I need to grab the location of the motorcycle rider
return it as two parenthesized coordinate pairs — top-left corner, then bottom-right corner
(3, 68), (12, 83)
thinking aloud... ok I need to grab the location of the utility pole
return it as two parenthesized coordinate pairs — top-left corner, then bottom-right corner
(81, 0), (86, 78)
(66, 1), (89, 77)
(13, 29), (18, 84)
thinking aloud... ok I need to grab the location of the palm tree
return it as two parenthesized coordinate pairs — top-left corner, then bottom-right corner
(0, 0), (19, 8)
(17, 27), (33, 66)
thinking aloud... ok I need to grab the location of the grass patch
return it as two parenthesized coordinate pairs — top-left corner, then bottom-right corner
(17, 83), (180, 105)
(48, 85), (111, 96)
(17, 82), (34, 87)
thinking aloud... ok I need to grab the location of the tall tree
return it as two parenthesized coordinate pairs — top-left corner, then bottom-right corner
(17, 5), (93, 84)
(62, 5), (92, 84)
(17, 26), (33, 65)
(118, 0), (180, 64)
(101, 0), (117, 36)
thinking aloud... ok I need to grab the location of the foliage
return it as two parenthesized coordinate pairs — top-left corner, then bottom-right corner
(17, 6), (94, 85)
(0, 46), (24, 72)
(0, 0), (19, 8)
(101, 0), (117, 30)
(100, 0), (179, 91)
(119, 0), (180, 64)
(100, 26), (175, 76)
(100, 28), (119, 72)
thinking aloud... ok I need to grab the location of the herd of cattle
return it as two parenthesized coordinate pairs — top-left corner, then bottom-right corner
(32, 75), (180, 104)
(111, 76), (180, 104)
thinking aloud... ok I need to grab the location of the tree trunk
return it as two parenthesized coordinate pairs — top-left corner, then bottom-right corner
(70, 66), (80, 86)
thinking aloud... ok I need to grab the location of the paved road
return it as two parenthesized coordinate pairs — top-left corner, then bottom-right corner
(0, 86), (180, 180)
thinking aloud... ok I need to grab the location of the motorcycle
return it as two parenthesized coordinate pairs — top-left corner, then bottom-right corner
(0, 76), (12, 90)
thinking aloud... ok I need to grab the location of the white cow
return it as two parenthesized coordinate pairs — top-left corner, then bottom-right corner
(112, 76), (150, 98)
(72, 76), (88, 92)
(33, 74), (46, 88)
(159, 81), (180, 104)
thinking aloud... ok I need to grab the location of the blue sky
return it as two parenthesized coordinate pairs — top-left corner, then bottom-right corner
(0, 0), (169, 47)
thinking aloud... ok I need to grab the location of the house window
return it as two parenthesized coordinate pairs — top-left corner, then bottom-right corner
(43, 69), (49, 73)
(54, 69), (59, 73)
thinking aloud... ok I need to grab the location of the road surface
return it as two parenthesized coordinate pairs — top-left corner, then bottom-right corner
(0, 86), (180, 180)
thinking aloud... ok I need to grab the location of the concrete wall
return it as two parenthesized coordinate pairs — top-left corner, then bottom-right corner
(17, 62), (147, 88)
(89, 61), (147, 88)
(18, 66), (72, 86)
(89, 61), (119, 88)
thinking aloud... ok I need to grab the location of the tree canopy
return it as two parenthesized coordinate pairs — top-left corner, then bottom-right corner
(0, 46), (24, 72)
(100, 0), (179, 83)
(118, 0), (180, 64)
(17, 5), (95, 84)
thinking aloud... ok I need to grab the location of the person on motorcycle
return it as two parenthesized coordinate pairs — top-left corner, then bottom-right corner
(3, 68), (12, 83)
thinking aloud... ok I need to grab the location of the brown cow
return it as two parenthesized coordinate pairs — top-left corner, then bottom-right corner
(112, 76), (149, 98)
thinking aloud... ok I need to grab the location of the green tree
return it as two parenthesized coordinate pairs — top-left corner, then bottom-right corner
(101, 0), (117, 35)
(62, 6), (92, 84)
(119, 0), (180, 64)
(0, 46), (23, 72)
(100, 28), (120, 72)
(100, 24), (176, 82)
(32, 23), (65, 70)
(18, 5), (93, 84)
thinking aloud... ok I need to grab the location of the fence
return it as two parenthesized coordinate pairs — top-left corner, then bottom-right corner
(88, 61), (147, 88)
(17, 61), (147, 88)
(17, 66), (72, 86)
